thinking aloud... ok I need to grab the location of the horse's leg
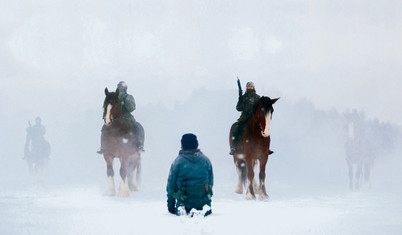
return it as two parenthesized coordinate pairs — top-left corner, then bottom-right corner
(363, 162), (372, 189)
(252, 161), (259, 195)
(118, 157), (130, 197)
(347, 160), (354, 190)
(37, 159), (48, 184)
(233, 158), (244, 194)
(104, 156), (116, 196)
(130, 164), (139, 191)
(355, 163), (363, 190)
(128, 154), (140, 192)
(258, 157), (269, 200)
(245, 156), (256, 200)
(364, 162), (371, 182)
(27, 161), (33, 174)
(127, 156), (134, 191)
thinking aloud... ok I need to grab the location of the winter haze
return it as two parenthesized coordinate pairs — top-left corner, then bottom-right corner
(1, 1), (402, 235)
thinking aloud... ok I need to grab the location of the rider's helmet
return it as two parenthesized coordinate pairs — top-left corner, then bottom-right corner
(117, 81), (128, 93)
(35, 117), (42, 124)
(246, 82), (255, 90)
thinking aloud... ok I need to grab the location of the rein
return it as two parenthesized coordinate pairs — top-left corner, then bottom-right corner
(254, 116), (263, 132)
(252, 103), (265, 132)
(104, 116), (120, 125)
(104, 103), (122, 126)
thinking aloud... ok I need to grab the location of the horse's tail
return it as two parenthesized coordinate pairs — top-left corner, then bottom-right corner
(136, 157), (142, 186)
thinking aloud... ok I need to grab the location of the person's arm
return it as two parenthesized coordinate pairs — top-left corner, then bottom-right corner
(124, 94), (136, 112)
(208, 159), (214, 188)
(166, 161), (178, 214)
(236, 95), (245, 111)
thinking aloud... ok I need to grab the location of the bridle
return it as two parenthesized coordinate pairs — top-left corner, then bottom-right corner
(253, 104), (266, 132)
(253, 101), (273, 136)
(103, 97), (121, 125)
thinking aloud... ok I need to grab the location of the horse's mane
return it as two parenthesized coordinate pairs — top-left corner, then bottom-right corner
(253, 96), (274, 114)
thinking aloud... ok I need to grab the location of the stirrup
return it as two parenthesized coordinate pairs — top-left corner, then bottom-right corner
(269, 150), (274, 155)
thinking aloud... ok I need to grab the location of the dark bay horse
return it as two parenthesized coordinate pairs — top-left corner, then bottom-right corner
(101, 88), (141, 197)
(24, 123), (50, 181)
(230, 96), (279, 200)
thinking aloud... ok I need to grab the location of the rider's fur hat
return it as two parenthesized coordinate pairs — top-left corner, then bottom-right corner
(246, 82), (255, 88)
(117, 81), (128, 92)
(181, 133), (199, 150)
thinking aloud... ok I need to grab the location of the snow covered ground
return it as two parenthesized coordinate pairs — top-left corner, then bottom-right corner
(1, 183), (401, 235)
(2, 141), (402, 235)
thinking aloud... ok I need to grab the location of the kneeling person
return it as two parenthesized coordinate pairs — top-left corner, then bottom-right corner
(166, 133), (214, 216)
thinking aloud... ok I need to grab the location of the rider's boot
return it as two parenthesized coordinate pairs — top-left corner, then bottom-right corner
(229, 138), (237, 155)
(229, 147), (237, 155)
(135, 136), (145, 152)
(138, 144), (145, 152)
(269, 150), (274, 155)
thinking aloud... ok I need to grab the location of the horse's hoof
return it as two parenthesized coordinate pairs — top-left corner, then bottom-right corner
(130, 186), (139, 192)
(104, 190), (116, 196)
(245, 193), (256, 200)
(234, 188), (243, 194)
(259, 194), (270, 201)
(118, 190), (130, 197)
(118, 192), (130, 197)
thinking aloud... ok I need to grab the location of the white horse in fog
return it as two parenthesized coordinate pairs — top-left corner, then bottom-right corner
(345, 122), (375, 191)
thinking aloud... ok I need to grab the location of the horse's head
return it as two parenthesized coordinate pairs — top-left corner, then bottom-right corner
(254, 96), (279, 138)
(103, 88), (122, 126)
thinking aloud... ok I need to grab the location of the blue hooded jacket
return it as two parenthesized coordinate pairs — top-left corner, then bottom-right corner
(166, 149), (213, 211)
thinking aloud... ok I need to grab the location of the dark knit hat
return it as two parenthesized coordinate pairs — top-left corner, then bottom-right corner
(181, 133), (199, 150)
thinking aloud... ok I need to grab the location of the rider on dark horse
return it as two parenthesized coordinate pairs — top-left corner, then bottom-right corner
(24, 117), (50, 161)
(98, 81), (145, 153)
(27, 117), (46, 143)
(230, 82), (274, 156)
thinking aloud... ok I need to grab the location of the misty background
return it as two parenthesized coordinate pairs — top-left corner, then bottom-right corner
(1, 0), (402, 201)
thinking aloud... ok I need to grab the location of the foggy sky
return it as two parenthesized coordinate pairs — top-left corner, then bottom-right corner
(1, 0), (401, 126)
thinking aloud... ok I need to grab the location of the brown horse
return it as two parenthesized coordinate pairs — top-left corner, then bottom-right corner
(230, 96), (279, 200)
(101, 88), (141, 197)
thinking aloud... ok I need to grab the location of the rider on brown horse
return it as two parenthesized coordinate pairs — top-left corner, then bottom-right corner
(98, 81), (145, 153)
(229, 82), (274, 156)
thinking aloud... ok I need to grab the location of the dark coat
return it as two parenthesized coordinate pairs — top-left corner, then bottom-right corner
(118, 91), (136, 122)
(166, 149), (213, 214)
(236, 89), (260, 124)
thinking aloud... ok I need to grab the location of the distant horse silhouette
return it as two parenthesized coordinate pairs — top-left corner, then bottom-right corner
(24, 121), (51, 181)
(229, 96), (279, 200)
(101, 88), (141, 197)
(345, 122), (374, 191)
